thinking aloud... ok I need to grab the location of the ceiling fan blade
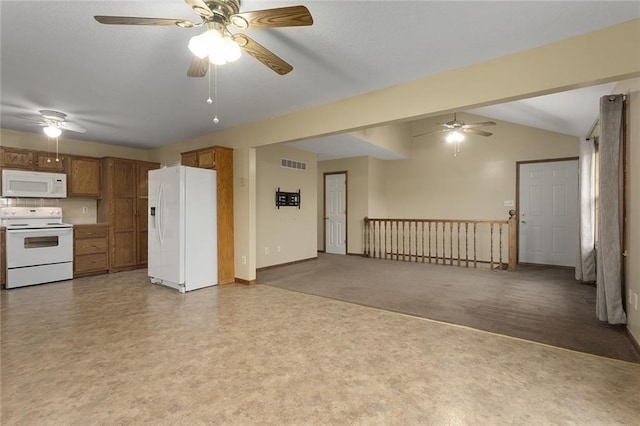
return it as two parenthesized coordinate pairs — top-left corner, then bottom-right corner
(60, 121), (87, 133)
(413, 129), (449, 138)
(94, 16), (196, 27)
(231, 6), (313, 29)
(234, 34), (293, 75)
(463, 128), (493, 137)
(463, 121), (497, 128)
(187, 56), (209, 78)
(184, 0), (214, 19)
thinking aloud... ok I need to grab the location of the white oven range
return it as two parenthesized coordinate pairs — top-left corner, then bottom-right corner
(1, 207), (73, 289)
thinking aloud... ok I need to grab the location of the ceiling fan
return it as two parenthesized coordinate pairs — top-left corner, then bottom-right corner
(414, 113), (497, 139)
(94, 0), (313, 76)
(414, 113), (496, 157)
(22, 110), (87, 138)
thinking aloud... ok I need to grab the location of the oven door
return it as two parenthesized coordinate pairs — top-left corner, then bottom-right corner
(6, 227), (73, 268)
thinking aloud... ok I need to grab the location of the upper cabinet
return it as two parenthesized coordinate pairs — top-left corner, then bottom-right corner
(67, 156), (102, 198)
(0, 146), (65, 172)
(181, 147), (216, 169)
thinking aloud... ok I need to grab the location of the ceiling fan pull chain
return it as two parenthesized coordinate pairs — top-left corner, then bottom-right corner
(213, 64), (220, 124)
(206, 61), (213, 104)
(55, 136), (60, 162)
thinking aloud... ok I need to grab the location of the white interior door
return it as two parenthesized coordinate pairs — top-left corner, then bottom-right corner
(518, 160), (578, 267)
(325, 173), (346, 255)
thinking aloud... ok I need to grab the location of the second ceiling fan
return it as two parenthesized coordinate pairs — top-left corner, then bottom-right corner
(95, 0), (313, 76)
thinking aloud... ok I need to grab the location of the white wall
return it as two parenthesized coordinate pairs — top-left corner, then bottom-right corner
(256, 144), (317, 268)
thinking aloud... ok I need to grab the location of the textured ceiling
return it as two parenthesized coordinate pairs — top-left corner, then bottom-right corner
(1, 1), (638, 155)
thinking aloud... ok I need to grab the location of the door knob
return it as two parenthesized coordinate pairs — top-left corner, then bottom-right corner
(521, 219), (527, 224)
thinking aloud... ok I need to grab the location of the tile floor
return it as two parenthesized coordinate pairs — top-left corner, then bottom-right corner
(2, 269), (639, 425)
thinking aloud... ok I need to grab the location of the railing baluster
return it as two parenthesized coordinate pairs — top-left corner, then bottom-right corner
(449, 222), (453, 265)
(421, 222), (425, 263)
(490, 222), (494, 270)
(464, 222), (469, 267)
(473, 223), (477, 268)
(499, 223), (503, 269)
(457, 223), (461, 266)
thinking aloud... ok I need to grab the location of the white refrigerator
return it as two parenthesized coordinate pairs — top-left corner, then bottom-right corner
(148, 165), (218, 293)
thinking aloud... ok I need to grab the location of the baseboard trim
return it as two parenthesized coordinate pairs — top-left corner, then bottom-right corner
(234, 278), (257, 285)
(256, 257), (318, 272)
(317, 250), (325, 253)
(347, 252), (366, 257)
(627, 328), (640, 356)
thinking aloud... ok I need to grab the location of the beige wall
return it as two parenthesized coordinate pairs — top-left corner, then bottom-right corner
(317, 113), (579, 257)
(233, 147), (257, 281)
(350, 122), (412, 158)
(385, 112), (579, 219)
(368, 157), (388, 217)
(616, 78), (640, 344)
(256, 144), (317, 268)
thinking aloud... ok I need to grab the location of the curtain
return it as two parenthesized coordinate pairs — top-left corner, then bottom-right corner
(596, 94), (626, 324)
(576, 138), (596, 282)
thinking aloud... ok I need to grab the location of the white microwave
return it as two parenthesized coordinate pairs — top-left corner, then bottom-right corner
(2, 169), (67, 198)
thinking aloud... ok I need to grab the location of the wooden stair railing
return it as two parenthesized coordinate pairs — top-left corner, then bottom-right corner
(364, 210), (517, 272)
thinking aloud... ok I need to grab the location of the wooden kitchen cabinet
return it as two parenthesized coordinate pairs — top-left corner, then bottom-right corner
(0, 147), (34, 170)
(136, 162), (156, 266)
(98, 157), (159, 272)
(180, 147), (216, 169)
(0, 146), (65, 172)
(1, 228), (5, 288)
(73, 224), (109, 277)
(34, 152), (66, 172)
(181, 145), (234, 284)
(67, 155), (102, 198)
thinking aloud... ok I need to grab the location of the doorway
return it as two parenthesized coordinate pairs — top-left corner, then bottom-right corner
(517, 158), (578, 267)
(324, 172), (347, 255)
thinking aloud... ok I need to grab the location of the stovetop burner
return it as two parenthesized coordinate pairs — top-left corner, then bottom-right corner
(0, 207), (73, 229)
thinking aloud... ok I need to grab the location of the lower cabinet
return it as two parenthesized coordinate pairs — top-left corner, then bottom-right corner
(74, 224), (109, 278)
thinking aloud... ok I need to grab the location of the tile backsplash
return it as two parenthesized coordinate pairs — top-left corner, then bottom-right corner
(0, 197), (98, 224)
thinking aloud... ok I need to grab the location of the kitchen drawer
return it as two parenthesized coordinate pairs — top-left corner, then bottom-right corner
(75, 226), (108, 239)
(75, 253), (108, 274)
(75, 238), (107, 255)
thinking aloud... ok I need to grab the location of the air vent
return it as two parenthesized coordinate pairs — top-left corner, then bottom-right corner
(281, 158), (307, 171)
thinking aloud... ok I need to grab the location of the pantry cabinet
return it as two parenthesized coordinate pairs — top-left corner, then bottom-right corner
(67, 155), (102, 198)
(73, 224), (109, 277)
(181, 145), (234, 284)
(1, 228), (5, 288)
(98, 157), (159, 272)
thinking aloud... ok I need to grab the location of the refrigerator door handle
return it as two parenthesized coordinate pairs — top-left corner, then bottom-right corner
(157, 183), (164, 245)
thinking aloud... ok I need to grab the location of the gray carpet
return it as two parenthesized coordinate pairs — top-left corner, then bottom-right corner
(258, 253), (640, 363)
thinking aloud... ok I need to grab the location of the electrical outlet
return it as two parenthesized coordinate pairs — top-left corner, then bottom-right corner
(265, 247), (270, 255)
(633, 291), (638, 311)
(277, 245), (281, 252)
(82, 207), (89, 214)
(241, 256), (247, 265)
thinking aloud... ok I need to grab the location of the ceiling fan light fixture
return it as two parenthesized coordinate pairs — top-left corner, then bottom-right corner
(446, 130), (464, 143)
(222, 36), (241, 62)
(188, 33), (209, 58)
(43, 125), (62, 138)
